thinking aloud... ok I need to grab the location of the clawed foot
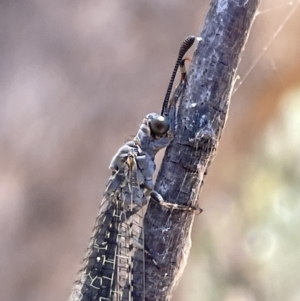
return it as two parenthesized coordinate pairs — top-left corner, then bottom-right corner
(150, 191), (203, 215)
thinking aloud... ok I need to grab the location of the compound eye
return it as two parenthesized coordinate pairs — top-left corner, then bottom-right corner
(149, 115), (169, 137)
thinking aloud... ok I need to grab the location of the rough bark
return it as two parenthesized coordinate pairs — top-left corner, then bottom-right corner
(136, 0), (260, 300)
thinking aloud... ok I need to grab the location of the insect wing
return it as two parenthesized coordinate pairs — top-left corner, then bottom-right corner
(111, 153), (146, 301)
(69, 153), (146, 301)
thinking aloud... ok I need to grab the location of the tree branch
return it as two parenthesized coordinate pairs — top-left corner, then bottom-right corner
(134, 0), (260, 299)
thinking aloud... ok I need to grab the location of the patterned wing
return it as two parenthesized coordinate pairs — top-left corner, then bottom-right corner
(69, 146), (147, 301)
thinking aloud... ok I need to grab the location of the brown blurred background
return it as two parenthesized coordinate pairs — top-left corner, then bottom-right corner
(1, 0), (300, 300)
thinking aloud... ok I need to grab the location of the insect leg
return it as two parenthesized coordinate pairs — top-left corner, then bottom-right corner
(150, 190), (203, 214)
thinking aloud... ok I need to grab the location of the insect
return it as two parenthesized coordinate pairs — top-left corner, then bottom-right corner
(68, 36), (197, 301)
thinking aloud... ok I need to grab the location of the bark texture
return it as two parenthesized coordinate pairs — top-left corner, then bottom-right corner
(135, 0), (260, 299)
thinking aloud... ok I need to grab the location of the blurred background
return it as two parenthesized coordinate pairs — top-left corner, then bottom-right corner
(1, 0), (300, 300)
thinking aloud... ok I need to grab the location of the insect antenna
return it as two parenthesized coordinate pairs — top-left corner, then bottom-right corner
(161, 35), (196, 116)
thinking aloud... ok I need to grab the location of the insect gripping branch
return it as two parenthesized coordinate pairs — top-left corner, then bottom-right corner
(68, 37), (198, 301)
(68, 0), (260, 300)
